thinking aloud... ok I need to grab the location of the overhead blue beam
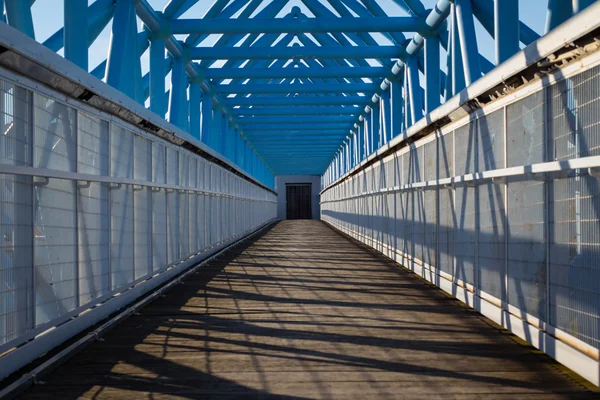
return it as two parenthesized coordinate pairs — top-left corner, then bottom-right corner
(245, 134), (350, 139)
(185, 0), (249, 48)
(162, 0), (190, 19)
(215, 83), (379, 94)
(170, 17), (427, 34)
(201, 67), (387, 80)
(189, 45), (405, 60)
(243, 124), (351, 131)
(239, 116), (356, 124)
(232, 107), (361, 116)
(223, 96), (371, 106)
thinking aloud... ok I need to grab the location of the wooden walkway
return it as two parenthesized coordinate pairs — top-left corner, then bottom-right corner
(22, 221), (597, 399)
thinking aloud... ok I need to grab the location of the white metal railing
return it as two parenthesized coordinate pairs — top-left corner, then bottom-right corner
(0, 71), (277, 380)
(321, 46), (600, 386)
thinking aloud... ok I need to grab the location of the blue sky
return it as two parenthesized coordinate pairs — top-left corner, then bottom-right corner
(29, 0), (549, 85)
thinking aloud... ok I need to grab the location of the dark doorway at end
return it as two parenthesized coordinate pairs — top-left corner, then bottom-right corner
(286, 183), (312, 219)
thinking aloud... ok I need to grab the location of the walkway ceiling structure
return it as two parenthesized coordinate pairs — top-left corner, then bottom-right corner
(2, 0), (592, 178)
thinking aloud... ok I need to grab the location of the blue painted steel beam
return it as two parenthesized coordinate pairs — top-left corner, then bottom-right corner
(162, 0), (190, 19)
(471, 0), (540, 46)
(185, 0), (248, 48)
(168, 57), (187, 129)
(201, 93), (213, 146)
(216, 83), (378, 94)
(243, 124), (351, 131)
(171, 17), (427, 34)
(238, 116), (356, 124)
(223, 96), (372, 106)
(546, 0), (573, 33)
(243, 128), (348, 134)
(64, 0), (88, 70)
(455, 0), (482, 85)
(201, 67), (388, 80)
(189, 46), (405, 61)
(106, 0), (135, 97)
(150, 38), (167, 117)
(424, 36), (440, 113)
(43, 0), (115, 52)
(189, 82), (201, 140)
(5, 0), (35, 38)
(232, 107), (361, 116)
(494, 0), (520, 64)
(407, 56), (423, 124)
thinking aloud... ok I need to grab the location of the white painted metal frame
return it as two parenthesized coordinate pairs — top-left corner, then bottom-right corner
(321, 45), (600, 386)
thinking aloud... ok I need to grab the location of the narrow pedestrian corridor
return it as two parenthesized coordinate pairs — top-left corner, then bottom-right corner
(23, 221), (597, 399)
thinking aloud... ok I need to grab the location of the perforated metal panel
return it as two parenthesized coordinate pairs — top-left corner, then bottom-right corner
(507, 90), (547, 316)
(477, 110), (506, 299)
(548, 69), (600, 348)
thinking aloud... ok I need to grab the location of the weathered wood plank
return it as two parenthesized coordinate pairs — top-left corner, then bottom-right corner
(22, 221), (598, 399)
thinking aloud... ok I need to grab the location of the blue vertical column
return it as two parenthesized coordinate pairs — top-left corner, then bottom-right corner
(371, 102), (381, 151)
(150, 38), (166, 117)
(221, 116), (229, 158)
(545, 0), (573, 33)
(349, 134), (355, 168)
(495, 0), (520, 64)
(381, 91), (391, 145)
(455, 0), (481, 86)
(390, 79), (403, 138)
(403, 68), (412, 129)
(450, 4), (466, 95)
(361, 118), (368, 157)
(168, 57), (187, 129)
(232, 128), (238, 165)
(106, 0), (135, 97)
(407, 56), (423, 124)
(424, 36), (440, 114)
(64, 0), (88, 70)
(357, 124), (364, 162)
(189, 82), (201, 140)
(201, 93), (213, 147)
(5, 0), (35, 38)
(212, 107), (223, 154)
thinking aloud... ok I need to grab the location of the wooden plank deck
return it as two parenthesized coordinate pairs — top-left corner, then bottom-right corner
(22, 221), (597, 399)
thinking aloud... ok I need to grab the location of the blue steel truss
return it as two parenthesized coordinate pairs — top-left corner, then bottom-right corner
(1, 0), (595, 180)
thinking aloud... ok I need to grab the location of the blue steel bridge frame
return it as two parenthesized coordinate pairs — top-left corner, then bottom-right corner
(1, 0), (595, 184)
